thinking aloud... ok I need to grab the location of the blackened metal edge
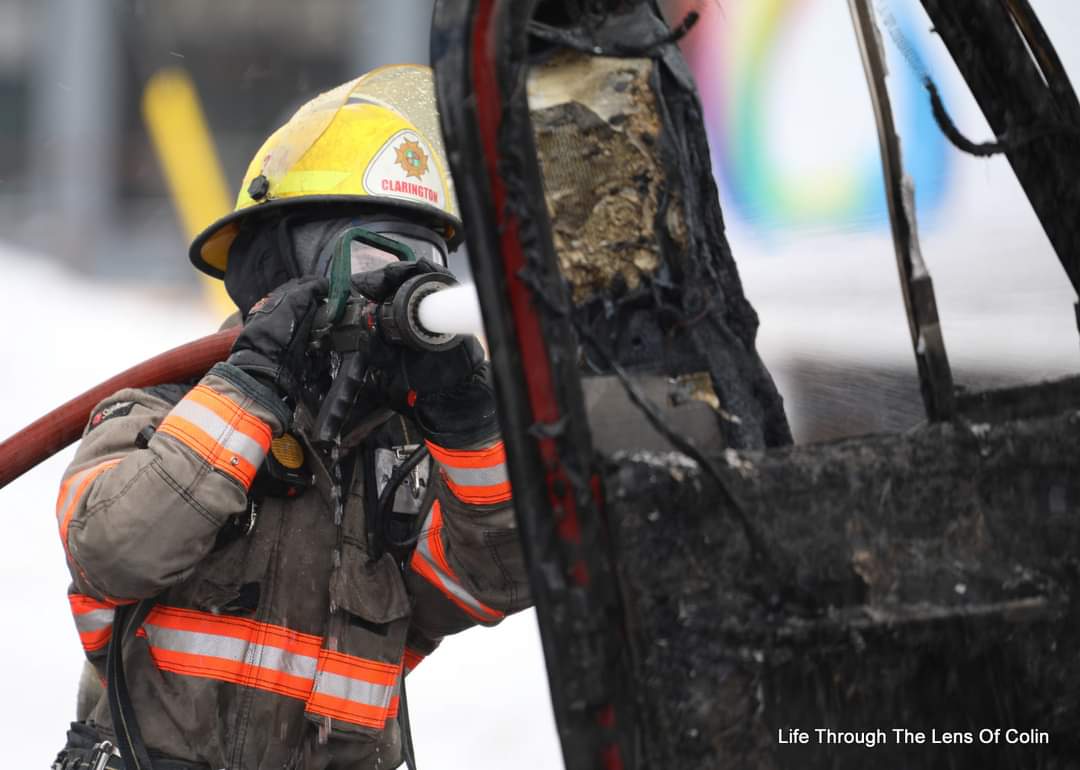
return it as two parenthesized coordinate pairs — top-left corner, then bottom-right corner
(849, 0), (955, 421)
(432, 1), (637, 768)
(919, 0), (1080, 314)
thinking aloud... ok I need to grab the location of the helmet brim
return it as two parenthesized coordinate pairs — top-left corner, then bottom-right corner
(189, 194), (465, 279)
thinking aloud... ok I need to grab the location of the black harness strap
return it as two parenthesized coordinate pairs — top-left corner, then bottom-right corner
(106, 600), (157, 770)
(371, 442), (425, 770)
(398, 675), (418, 770)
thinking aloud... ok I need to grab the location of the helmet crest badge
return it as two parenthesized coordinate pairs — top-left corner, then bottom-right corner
(394, 137), (429, 179)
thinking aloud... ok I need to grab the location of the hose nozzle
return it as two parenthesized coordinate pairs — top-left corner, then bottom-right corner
(310, 270), (465, 447)
(377, 273), (461, 352)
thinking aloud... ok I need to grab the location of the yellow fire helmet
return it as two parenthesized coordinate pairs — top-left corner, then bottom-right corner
(189, 64), (462, 279)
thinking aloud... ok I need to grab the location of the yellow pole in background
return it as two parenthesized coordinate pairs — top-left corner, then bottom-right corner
(141, 68), (236, 317)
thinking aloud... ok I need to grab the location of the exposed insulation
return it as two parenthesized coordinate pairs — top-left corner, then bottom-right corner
(529, 53), (665, 300)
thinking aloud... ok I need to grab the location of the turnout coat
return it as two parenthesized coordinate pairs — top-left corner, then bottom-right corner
(57, 362), (528, 769)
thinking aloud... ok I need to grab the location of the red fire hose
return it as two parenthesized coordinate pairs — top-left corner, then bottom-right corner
(0, 327), (241, 490)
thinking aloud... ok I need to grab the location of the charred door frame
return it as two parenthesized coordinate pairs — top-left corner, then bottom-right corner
(432, 3), (637, 768)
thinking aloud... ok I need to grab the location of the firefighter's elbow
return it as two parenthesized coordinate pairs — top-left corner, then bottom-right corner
(67, 525), (163, 601)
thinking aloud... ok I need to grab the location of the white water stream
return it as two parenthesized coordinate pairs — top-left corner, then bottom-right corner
(416, 282), (486, 338)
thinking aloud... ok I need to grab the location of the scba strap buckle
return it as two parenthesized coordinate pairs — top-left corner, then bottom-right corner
(53, 741), (122, 770)
(88, 741), (122, 770)
(375, 443), (429, 515)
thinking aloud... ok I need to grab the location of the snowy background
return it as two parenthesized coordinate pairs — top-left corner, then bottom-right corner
(2, 1), (1080, 768)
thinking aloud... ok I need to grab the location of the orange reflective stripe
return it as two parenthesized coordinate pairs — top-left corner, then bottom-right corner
(157, 416), (261, 486)
(68, 593), (116, 653)
(142, 606), (322, 698)
(137, 605), (402, 731)
(148, 646), (314, 700)
(304, 650), (401, 728)
(315, 648), (399, 685)
(440, 475), (513, 505)
(403, 647), (425, 673)
(186, 386), (272, 446)
(79, 626), (113, 652)
(427, 440), (512, 506)
(306, 691), (395, 729)
(410, 501), (505, 624)
(156, 384), (271, 488)
(426, 440), (505, 469)
(146, 606), (322, 658)
(56, 459), (122, 549)
(68, 594), (121, 613)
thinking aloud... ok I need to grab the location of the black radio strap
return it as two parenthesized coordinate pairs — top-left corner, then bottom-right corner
(106, 600), (156, 770)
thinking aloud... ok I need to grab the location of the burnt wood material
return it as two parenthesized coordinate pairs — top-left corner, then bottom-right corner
(608, 409), (1080, 769)
(956, 374), (1080, 423)
(528, 8), (793, 452)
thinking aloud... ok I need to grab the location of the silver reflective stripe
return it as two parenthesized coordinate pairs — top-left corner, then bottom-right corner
(440, 462), (508, 489)
(143, 624), (319, 681)
(256, 642), (319, 681)
(312, 670), (396, 709)
(169, 398), (267, 467)
(73, 608), (114, 634)
(414, 517), (502, 623)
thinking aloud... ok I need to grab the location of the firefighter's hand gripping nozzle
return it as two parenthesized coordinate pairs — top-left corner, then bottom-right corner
(310, 269), (463, 447)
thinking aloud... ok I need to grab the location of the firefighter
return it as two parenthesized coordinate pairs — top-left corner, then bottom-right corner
(53, 65), (528, 770)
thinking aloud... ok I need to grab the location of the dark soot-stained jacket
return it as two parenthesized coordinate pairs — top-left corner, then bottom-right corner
(57, 362), (528, 770)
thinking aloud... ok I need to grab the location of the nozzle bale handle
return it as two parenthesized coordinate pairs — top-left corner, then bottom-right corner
(319, 226), (419, 330)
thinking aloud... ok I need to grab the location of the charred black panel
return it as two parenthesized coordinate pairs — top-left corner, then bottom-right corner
(608, 410), (1080, 768)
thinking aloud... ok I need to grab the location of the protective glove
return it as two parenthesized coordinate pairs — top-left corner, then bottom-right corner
(227, 275), (329, 413)
(387, 338), (498, 448)
(351, 261), (499, 447)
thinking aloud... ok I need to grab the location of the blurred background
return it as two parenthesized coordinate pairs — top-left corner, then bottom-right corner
(1, 0), (1078, 766)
